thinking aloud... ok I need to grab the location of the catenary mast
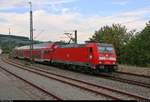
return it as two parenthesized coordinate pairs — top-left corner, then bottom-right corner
(29, 1), (34, 62)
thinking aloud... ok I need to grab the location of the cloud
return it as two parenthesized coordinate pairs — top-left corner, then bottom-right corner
(47, 0), (77, 5)
(0, 1), (149, 43)
(0, 0), (77, 10)
(0, 0), (27, 7)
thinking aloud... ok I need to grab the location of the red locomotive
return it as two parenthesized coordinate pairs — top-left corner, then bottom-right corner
(13, 42), (118, 73)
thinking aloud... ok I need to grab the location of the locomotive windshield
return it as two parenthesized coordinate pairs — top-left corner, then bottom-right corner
(98, 44), (115, 54)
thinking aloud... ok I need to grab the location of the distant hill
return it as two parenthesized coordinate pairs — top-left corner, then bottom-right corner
(0, 34), (29, 40)
(0, 34), (42, 53)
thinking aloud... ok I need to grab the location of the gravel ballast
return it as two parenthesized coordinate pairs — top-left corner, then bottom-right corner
(0, 59), (112, 100)
(15, 59), (150, 99)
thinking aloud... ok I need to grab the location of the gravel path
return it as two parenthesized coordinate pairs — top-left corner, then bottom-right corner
(118, 65), (150, 76)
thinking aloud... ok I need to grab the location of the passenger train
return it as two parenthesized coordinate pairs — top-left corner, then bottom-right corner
(13, 42), (118, 73)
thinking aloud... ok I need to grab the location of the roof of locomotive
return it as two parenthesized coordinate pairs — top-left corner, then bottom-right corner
(15, 42), (55, 50)
(58, 43), (85, 48)
(58, 43), (113, 48)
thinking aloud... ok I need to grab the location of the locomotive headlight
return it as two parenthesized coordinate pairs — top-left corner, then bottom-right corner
(99, 61), (102, 64)
(89, 55), (93, 59)
(113, 62), (116, 64)
(109, 57), (116, 61)
(99, 57), (106, 60)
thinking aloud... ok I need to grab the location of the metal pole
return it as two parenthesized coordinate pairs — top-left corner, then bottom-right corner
(8, 28), (11, 55)
(29, 2), (34, 62)
(74, 30), (77, 44)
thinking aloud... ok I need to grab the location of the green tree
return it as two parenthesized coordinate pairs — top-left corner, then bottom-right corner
(125, 21), (150, 67)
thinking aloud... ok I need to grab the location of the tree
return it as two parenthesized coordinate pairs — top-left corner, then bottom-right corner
(90, 24), (134, 63)
(124, 21), (150, 67)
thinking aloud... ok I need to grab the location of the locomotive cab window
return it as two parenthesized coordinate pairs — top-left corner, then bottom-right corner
(98, 45), (115, 54)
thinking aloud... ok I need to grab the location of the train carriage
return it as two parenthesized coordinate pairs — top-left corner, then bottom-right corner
(14, 43), (56, 62)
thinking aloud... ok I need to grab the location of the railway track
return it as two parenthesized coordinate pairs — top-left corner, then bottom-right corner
(100, 72), (150, 89)
(0, 66), (62, 100)
(116, 71), (150, 79)
(12, 57), (150, 89)
(33, 59), (150, 89)
(3, 58), (149, 100)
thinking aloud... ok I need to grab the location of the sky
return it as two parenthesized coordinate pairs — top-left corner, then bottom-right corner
(0, 0), (150, 43)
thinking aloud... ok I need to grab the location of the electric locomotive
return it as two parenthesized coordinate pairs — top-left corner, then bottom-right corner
(52, 42), (118, 73)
